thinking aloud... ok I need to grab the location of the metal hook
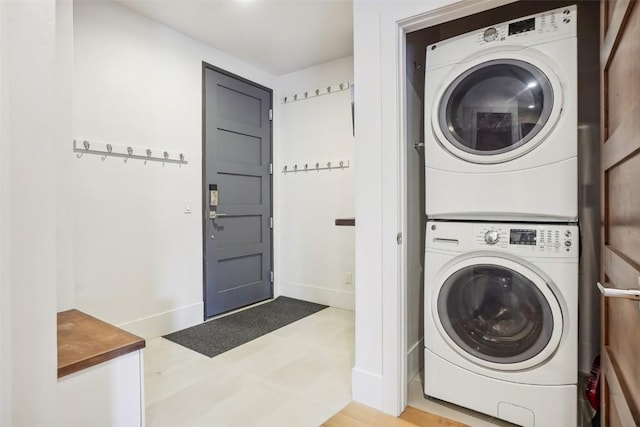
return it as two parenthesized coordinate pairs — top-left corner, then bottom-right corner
(179, 153), (184, 162)
(83, 140), (90, 150)
(146, 149), (152, 157)
(127, 146), (133, 155)
(106, 144), (113, 153)
(163, 151), (169, 160)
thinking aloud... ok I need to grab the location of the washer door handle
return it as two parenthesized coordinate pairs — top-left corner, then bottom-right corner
(597, 282), (640, 301)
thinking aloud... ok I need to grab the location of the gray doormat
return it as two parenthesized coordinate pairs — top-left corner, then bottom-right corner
(163, 296), (328, 358)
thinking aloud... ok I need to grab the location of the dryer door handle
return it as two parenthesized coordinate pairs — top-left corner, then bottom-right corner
(597, 282), (640, 301)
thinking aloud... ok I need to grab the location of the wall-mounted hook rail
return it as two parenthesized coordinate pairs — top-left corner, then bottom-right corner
(73, 139), (187, 164)
(282, 82), (351, 104)
(282, 159), (350, 173)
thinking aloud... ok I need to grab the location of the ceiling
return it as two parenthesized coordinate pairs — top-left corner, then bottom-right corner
(114, 0), (354, 76)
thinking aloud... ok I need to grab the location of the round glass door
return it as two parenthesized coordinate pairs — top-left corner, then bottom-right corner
(438, 59), (554, 157)
(437, 263), (554, 365)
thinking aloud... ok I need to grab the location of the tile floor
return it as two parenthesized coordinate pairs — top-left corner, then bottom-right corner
(144, 307), (355, 427)
(144, 306), (591, 427)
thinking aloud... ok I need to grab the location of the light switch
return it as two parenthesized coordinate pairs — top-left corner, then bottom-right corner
(345, 272), (353, 285)
(184, 200), (192, 214)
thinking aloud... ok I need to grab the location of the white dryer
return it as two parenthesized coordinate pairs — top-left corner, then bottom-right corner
(424, 6), (577, 222)
(424, 221), (578, 427)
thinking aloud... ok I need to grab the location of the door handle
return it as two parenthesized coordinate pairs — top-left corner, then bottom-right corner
(209, 212), (229, 219)
(597, 282), (640, 301)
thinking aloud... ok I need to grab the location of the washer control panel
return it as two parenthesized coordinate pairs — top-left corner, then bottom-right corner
(426, 221), (578, 258)
(475, 224), (576, 255)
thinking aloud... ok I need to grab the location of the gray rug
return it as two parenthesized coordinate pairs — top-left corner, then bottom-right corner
(163, 297), (328, 358)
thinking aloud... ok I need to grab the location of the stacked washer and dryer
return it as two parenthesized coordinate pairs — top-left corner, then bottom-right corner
(423, 6), (579, 427)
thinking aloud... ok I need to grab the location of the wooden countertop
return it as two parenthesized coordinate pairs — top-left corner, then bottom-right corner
(57, 309), (145, 378)
(335, 218), (355, 226)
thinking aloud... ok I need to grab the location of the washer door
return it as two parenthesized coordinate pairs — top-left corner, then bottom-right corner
(433, 256), (563, 371)
(432, 53), (562, 164)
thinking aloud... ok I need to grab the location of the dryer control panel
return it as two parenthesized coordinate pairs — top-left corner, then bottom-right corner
(427, 221), (578, 258)
(425, 5), (577, 71)
(472, 6), (576, 46)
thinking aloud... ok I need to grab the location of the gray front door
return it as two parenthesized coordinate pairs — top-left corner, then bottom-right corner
(203, 65), (272, 318)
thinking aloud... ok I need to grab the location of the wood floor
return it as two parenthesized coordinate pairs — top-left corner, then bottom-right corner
(321, 402), (469, 427)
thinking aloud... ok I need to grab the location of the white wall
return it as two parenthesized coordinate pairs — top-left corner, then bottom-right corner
(0, 3), (9, 422)
(273, 56), (355, 310)
(72, 0), (276, 338)
(0, 0), (61, 424)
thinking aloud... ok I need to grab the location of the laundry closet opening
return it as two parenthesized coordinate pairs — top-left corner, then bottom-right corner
(404, 0), (600, 410)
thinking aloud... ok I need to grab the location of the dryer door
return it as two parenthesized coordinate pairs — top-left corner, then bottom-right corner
(433, 256), (563, 371)
(433, 55), (562, 164)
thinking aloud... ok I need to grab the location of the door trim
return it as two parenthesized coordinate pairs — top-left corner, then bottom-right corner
(374, 0), (518, 415)
(201, 61), (274, 319)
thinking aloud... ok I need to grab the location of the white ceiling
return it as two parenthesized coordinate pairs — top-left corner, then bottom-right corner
(114, 0), (354, 76)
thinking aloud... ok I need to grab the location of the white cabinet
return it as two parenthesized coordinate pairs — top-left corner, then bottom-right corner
(58, 350), (145, 427)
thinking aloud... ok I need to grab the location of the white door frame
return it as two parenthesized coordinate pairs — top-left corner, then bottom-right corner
(372, 0), (518, 415)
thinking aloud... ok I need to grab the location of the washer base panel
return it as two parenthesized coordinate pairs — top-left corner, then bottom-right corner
(424, 348), (577, 427)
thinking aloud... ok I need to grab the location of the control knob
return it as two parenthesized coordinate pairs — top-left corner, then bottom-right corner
(484, 230), (499, 245)
(483, 27), (498, 42)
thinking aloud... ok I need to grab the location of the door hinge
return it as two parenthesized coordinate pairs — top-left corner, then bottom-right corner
(269, 162), (273, 175)
(270, 217), (273, 229)
(270, 271), (274, 283)
(268, 109), (273, 121)
(397, 232), (403, 245)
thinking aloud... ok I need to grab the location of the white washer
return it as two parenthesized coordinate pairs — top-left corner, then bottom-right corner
(424, 221), (578, 427)
(424, 6), (577, 222)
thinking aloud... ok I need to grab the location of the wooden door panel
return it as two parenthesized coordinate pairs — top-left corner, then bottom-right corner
(607, 2), (639, 132)
(607, 156), (640, 261)
(607, 0), (619, 29)
(601, 0), (640, 425)
(602, 350), (637, 426)
(602, 104), (640, 170)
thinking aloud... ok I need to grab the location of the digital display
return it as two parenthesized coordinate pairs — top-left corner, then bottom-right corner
(510, 229), (537, 245)
(508, 17), (535, 35)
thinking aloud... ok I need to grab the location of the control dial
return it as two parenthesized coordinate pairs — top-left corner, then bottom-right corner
(483, 27), (498, 42)
(484, 230), (499, 245)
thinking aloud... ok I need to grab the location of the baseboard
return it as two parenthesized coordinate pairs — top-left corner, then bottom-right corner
(352, 367), (384, 411)
(278, 281), (354, 311)
(407, 339), (424, 383)
(117, 302), (203, 340)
